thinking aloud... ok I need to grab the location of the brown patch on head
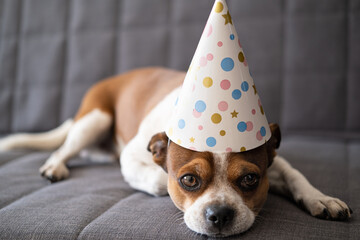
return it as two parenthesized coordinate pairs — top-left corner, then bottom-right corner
(167, 142), (214, 211)
(223, 123), (281, 214)
(226, 147), (270, 214)
(235, 146), (270, 173)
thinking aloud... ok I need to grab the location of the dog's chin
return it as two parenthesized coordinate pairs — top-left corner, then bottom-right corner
(183, 208), (256, 237)
(185, 220), (255, 238)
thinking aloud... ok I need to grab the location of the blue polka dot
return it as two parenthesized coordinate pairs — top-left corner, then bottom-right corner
(230, 34), (235, 40)
(260, 127), (266, 137)
(195, 100), (206, 113)
(241, 81), (249, 92)
(206, 137), (216, 147)
(221, 58), (234, 72)
(232, 89), (242, 100)
(237, 122), (247, 132)
(175, 97), (179, 106)
(178, 119), (185, 129)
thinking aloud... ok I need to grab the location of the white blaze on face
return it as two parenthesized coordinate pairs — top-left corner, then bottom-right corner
(183, 153), (255, 236)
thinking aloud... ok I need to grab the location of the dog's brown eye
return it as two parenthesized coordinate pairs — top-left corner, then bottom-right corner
(179, 174), (201, 191)
(244, 174), (258, 185)
(237, 173), (259, 191)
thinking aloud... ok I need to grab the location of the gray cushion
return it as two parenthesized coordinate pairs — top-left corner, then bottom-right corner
(0, 138), (359, 239)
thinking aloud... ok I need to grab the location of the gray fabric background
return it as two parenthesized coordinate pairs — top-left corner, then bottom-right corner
(0, 0), (359, 239)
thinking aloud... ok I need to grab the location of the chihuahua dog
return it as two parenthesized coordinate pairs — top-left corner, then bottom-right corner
(0, 67), (352, 237)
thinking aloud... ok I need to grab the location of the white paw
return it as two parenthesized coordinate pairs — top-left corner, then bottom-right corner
(39, 161), (69, 183)
(146, 168), (168, 196)
(149, 181), (168, 196)
(124, 167), (168, 197)
(297, 195), (352, 221)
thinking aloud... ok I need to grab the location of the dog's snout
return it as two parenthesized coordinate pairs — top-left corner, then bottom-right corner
(205, 205), (235, 230)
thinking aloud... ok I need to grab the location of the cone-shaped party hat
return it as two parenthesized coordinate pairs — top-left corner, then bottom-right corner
(166, 0), (271, 153)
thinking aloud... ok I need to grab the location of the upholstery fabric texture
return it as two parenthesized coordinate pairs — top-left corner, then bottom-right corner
(0, 0), (359, 239)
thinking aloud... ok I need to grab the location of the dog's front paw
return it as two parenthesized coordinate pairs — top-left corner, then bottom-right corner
(297, 195), (352, 221)
(147, 170), (168, 196)
(39, 162), (69, 183)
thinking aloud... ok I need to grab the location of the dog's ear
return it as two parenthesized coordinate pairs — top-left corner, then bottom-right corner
(147, 132), (169, 172)
(266, 123), (281, 167)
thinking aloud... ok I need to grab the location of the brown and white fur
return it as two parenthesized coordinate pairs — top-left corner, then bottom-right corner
(0, 67), (352, 237)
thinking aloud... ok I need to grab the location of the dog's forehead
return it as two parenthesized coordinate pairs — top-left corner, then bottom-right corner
(167, 142), (214, 172)
(228, 145), (268, 172)
(168, 142), (268, 173)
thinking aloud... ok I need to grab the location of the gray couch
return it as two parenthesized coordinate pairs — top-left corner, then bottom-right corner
(0, 0), (359, 239)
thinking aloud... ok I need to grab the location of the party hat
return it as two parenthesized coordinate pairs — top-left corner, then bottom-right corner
(166, 0), (271, 153)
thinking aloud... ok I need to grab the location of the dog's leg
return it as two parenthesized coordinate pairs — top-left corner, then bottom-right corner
(267, 155), (352, 220)
(39, 109), (112, 182)
(120, 134), (168, 196)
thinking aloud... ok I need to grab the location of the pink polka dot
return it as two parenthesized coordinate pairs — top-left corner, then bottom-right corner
(190, 147), (197, 151)
(217, 41), (223, 47)
(246, 121), (253, 131)
(207, 24), (213, 37)
(193, 109), (202, 118)
(252, 109), (256, 115)
(207, 53), (213, 61)
(218, 101), (228, 111)
(238, 39), (242, 48)
(256, 131), (263, 141)
(243, 58), (248, 67)
(258, 99), (262, 106)
(220, 79), (231, 90)
(198, 125), (203, 130)
(192, 84), (195, 92)
(199, 56), (207, 67)
(226, 147), (232, 152)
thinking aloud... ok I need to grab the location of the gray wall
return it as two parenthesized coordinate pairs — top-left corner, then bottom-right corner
(0, 0), (359, 139)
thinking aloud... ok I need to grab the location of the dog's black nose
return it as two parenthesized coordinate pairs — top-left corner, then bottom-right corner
(205, 205), (235, 230)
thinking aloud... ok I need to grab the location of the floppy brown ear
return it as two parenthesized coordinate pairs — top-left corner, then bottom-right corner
(266, 123), (281, 167)
(147, 132), (169, 172)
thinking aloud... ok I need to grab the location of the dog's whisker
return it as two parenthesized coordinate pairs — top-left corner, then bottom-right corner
(184, 228), (196, 237)
(179, 221), (187, 226)
(168, 211), (183, 223)
(175, 216), (184, 224)
(174, 215), (185, 224)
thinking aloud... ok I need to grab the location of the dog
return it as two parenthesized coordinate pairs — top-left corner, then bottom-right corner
(0, 67), (352, 237)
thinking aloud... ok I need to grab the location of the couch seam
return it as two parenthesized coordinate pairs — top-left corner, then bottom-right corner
(75, 199), (120, 240)
(10, 0), (24, 133)
(0, 0), (6, 134)
(165, 0), (173, 68)
(0, 1), (3, 37)
(112, 0), (121, 74)
(345, 2), (350, 239)
(75, 192), (143, 240)
(344, 0), (349, 133)
(116, 0), (125, 73)
(57, 0), (71, 124)
(345, 139), (350, 240)
(279, 0), (287, 130)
